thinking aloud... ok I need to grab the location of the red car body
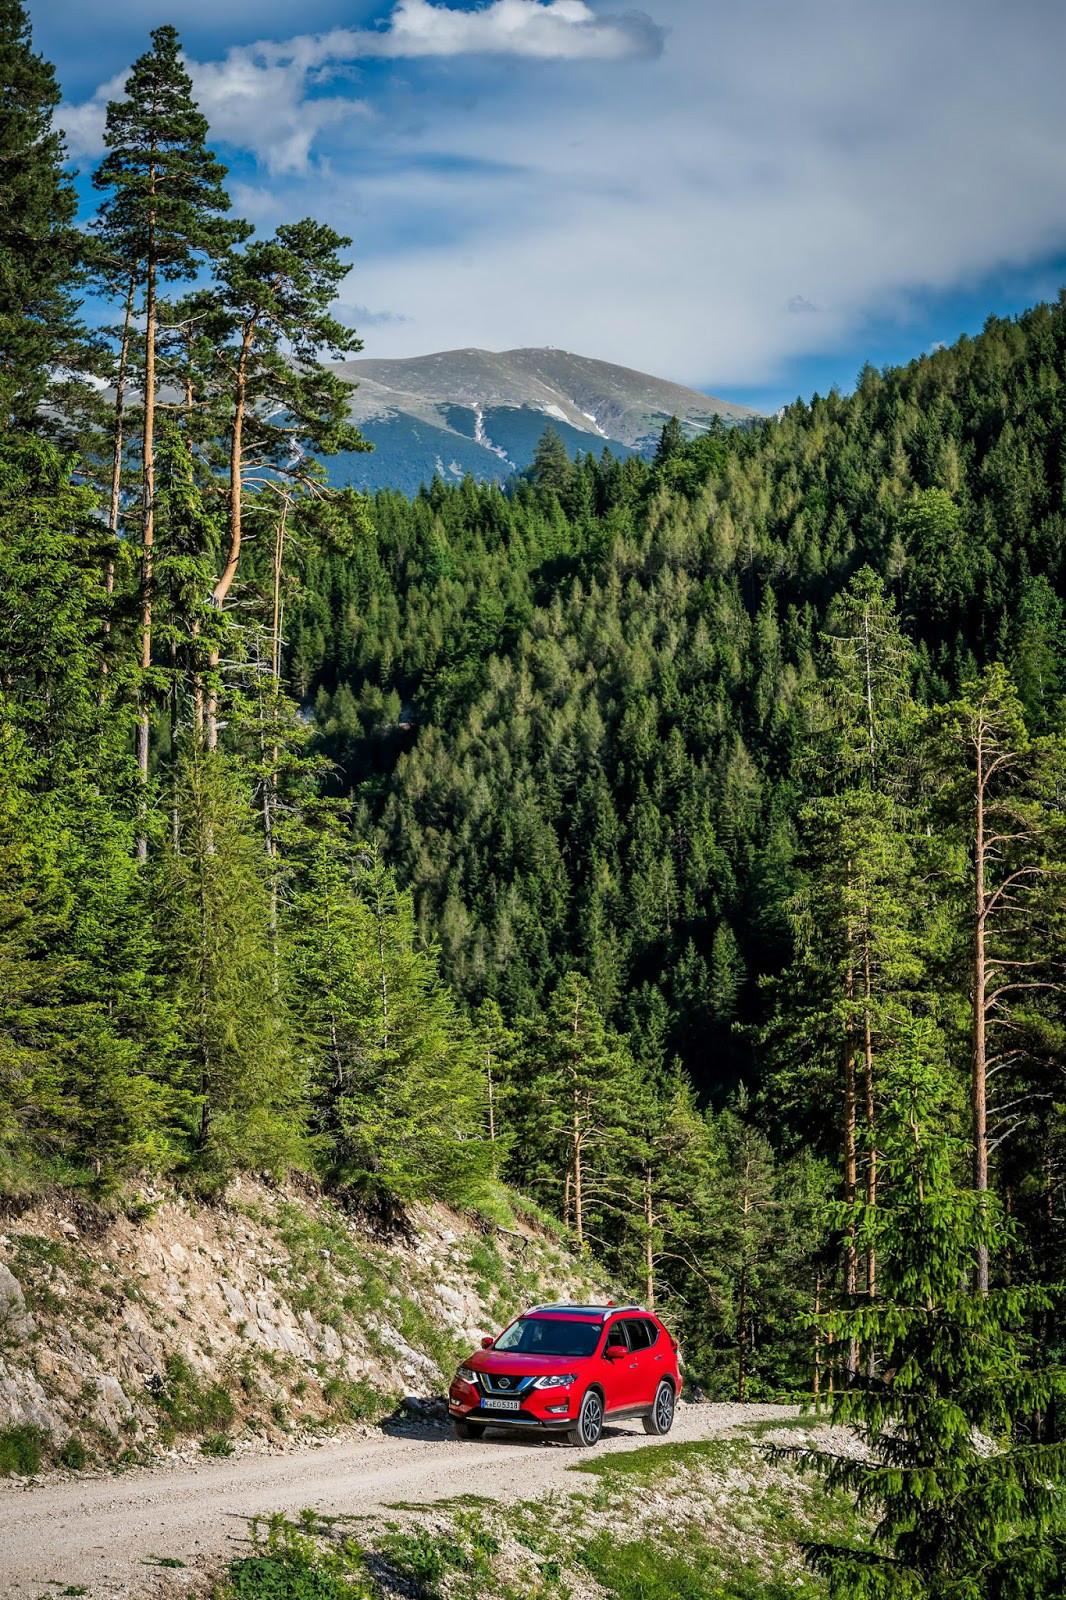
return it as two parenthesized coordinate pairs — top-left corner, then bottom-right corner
(448, 1302), (681, 1447)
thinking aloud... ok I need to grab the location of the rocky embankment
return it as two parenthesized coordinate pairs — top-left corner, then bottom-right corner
(0, 1181), (599, 1472)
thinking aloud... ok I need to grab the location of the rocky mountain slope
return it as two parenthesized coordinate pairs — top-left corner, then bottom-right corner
(324, 346), (760, 494)
(0, 1181), (601, 1473)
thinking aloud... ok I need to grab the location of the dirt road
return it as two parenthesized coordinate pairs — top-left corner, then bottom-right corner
(0, 1403), (794, 1597)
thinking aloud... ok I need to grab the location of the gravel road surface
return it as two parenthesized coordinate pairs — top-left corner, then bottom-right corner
(0, 1402), (795, 1597)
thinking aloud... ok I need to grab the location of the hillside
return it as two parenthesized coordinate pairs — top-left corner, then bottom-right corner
(0, 1182), (599, 1471)
(323, 346), (759, 492)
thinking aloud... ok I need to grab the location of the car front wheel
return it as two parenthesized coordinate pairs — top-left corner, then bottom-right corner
(453, 1417), (486, 1440)
(567, 1389), (604, 1447)
(642, 1379), (676, 1436)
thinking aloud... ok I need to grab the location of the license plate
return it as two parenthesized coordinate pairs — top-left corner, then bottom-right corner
(481, 1397), (521, 1410)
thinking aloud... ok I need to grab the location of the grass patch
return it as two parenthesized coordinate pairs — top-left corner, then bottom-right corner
(322, 1376), (385, 1424)
(223, 1514), (374, 1600)
(58, 1435), (88, 1470)
(570, 1436), (739, 1482)
(380, 1515), (500, 1600)
(153, 1352), (235, 1441)
(580, 1530), (821, 1600)
(202, 1432), (235, 1457)
(0, 1423), (47, 1476)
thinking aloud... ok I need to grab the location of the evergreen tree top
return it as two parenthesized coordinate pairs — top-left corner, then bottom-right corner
(92, 25), (242, 275)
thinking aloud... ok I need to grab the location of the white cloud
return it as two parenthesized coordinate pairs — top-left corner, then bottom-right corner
(371, 0), (663, 61)
(56, 0), (1066, 389)
(59, 1), (662, 173)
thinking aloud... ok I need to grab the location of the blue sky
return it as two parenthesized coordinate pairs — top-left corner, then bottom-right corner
(36, 0), (1066, 414)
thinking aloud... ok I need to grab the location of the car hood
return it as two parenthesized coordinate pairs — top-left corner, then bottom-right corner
(465, 1350), (590, 1376)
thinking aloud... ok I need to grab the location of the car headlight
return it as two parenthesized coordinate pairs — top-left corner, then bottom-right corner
(532, 1373), (577, 1389)
(455, 1367), (479, 1385)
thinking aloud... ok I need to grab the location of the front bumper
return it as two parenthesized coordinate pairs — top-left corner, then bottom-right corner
(448, 1376), (578, 1429)
(448, 1402), (576, 1432)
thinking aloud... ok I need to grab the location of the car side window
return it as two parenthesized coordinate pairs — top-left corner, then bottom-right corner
(623, 1318), (651, 1350)
(606, 1320), (630, 1350)
(642, 1319), (660, 1348)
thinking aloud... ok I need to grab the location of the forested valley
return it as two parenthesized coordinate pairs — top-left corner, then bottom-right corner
(3, 3), (1066, 1588)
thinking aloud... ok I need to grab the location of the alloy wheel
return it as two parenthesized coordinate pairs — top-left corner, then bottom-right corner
(580, 1391), (603, 1444)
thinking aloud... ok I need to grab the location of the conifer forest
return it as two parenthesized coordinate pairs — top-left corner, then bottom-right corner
(2, 3), (1066, 1590)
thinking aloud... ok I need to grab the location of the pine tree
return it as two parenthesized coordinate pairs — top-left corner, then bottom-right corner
(157, 752), (306, 1186)
(296, 842), (491, 1205)
(801, 1033), (1066, 1599)
(928, 665), (1066, 1293)
(202, 220), (369, 748)
(93, 27), (241, 823)
(0, 0), (87, 426)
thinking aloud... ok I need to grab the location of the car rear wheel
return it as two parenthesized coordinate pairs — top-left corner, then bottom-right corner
(453, 1417), (486, 1440)
(642, 1380), (676, 1436)
(567, 1389), (604, 1447)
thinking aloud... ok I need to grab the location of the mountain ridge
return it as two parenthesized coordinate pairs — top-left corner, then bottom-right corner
(323, 345), (759, 493)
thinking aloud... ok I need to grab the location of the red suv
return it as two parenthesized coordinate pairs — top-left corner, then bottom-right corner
(448, 1302), (680, 1447)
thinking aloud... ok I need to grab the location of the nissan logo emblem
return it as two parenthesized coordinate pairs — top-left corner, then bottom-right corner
(499, 1377), (511, 1389)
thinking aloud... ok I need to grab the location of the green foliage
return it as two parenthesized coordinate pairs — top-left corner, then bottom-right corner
(156, 753), (307, 1186)
(580, 1530), (820, 1600)
(201, 1432), (235, 1457)
(153, 1352), (236, 1440)
(0, 1423), (46, 1475)
(295, 839), (492, 1205)
(225, 1516), (373, 1600)
(0, 0), (88, 425)
(92, 24), (239, 283)
(800, 1036), (1066, 1599)
(57, 1435), (88, 1470)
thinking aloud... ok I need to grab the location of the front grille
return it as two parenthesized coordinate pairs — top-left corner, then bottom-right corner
(478, 1372), (536, 1395)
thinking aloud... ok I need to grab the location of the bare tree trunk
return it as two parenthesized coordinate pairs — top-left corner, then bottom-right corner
(812, 1271), (822, 1409)
(102, 273), (136, 693)
(207, 324), (256, 749)
(843, 924), (859, 1375)
(974, 727), (989, 1294)
(135, 217), (158, 860)
(737, 1257), (748, 1403)
(644, 1167), (655, 1310)
(573, 1104), (584, 1249)
(862, 930), (877, 1378)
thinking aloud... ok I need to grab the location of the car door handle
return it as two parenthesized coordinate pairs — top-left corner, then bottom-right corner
(654, 1354), (664, 1361)
(628, 1361), (638, 1368)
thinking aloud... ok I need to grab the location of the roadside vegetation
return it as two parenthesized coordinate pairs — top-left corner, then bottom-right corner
(213, 1422), (863, 1600)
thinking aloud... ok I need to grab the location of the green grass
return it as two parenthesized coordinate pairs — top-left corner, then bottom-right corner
(153, 1352), (235, 1442)
(222, 1514), (374, 1600)
(0, 1424), (47, 1476)
(570, 1436), (740, 1482)
(57, 1435), (88, 1470)
(579, 1530), (822, 1600)
(201, 1432), (235, 1457)
(322, 1376), (387, 1424)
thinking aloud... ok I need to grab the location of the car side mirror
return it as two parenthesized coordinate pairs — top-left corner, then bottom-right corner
(605, 1341), (626, 1361)
(481, 1336), (494, 1349)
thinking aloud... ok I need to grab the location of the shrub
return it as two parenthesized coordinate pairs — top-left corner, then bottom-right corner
(201, 1433), (235, 1457)
(0, 1424), (47, 1476)
(58, 1434), (88, 1469)
(153, 1352), (235, 1439)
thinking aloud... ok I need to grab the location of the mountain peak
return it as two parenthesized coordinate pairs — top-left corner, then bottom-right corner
(326, 346), (759, 494)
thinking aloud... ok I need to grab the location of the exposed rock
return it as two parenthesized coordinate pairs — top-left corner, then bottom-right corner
(0, 1181), (603, 1470)
(0, 1261), (33, 1342)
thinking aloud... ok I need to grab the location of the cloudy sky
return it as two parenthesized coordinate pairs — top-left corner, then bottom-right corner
(35, 0), (1066, 411)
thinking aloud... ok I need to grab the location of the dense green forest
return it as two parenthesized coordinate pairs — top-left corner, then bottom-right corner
(2, 2), (1066, 1585)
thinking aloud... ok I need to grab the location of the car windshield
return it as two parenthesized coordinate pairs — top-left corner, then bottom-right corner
(493, 1316), (602, 1357)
